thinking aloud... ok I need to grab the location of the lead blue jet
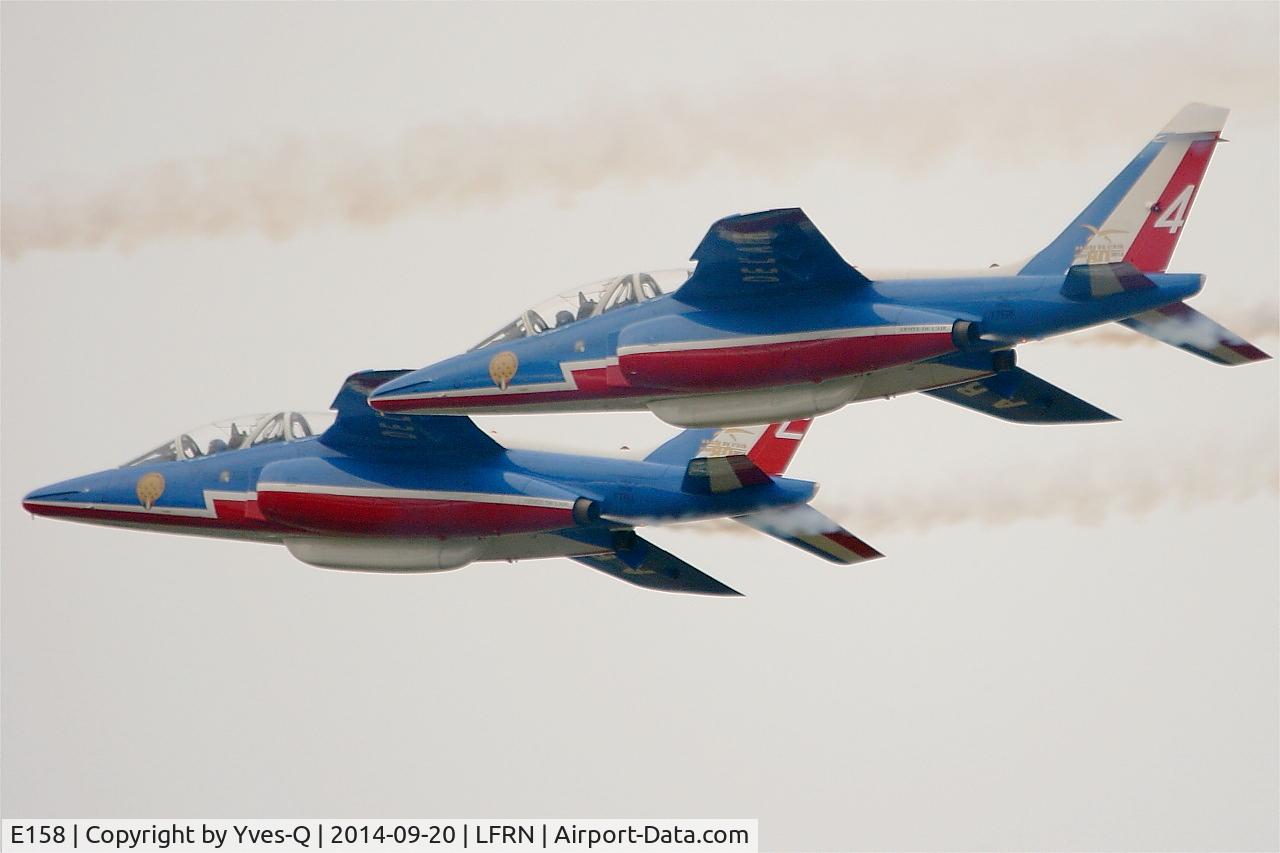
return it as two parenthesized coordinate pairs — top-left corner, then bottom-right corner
(23, 371), (879, 595)
(369, 103), (1268, 427)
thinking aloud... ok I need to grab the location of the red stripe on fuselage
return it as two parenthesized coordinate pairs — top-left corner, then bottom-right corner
(255, 491), (575, 537)
(619, 332), (956, 390)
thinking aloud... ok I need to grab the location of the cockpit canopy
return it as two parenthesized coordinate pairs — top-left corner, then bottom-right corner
(122, 411), (337, 467)
(470, 267), (692, 351)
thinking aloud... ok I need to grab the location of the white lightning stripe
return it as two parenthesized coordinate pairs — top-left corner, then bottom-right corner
(374, 356), (617, 402)
(255, 482), (576, 510)
(24, 490), (256, 518)
(615, 324), (953, 356)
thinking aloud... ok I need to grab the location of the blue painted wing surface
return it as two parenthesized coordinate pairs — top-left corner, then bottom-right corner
(675, 208), (869, 306)
(320, 370), (503, 459)
(925, 367), (1118, 424)
(571, 535), (742, 596)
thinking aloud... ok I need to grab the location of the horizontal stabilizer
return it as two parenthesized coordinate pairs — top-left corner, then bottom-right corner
(676, 208), (868, 306)
(925, 367), (1118, 424)
(736, 504), (882, 564)
(1119, 302), (1271, 366)
(571, 535), (741, 596)
(682, 454), (772, 494)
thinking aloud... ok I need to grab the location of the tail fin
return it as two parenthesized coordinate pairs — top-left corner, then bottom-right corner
(1020, 103), (1228, 276)
(645, 419), (812, 474)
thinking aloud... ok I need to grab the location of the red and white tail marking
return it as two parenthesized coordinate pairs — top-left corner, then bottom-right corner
(1122, 135), (1219, 272)
(696, 419), (812, 476)
(748, 419), (811, 475)
(1076, 103), (1227, 273)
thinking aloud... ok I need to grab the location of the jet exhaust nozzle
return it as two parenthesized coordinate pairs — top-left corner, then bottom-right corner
(951, 319), (986, 352)
(572, 497), (602, 526)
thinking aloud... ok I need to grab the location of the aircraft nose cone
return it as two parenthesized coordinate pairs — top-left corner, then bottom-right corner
(368, 370), (433, 411)
(22, 478), (91, 515)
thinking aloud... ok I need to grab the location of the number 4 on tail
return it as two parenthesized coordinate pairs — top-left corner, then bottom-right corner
(1154, 184), (1195, 234)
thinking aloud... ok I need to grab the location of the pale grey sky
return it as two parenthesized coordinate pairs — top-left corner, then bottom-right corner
(2, 3), (1277, 850)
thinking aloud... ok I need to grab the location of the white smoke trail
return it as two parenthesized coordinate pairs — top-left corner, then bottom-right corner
(1060, 307), (1278, 348)
(684, 423), (1278, 537)
(3, 51), (1274, 258)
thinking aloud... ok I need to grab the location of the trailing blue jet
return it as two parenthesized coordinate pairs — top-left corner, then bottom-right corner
(23, 371), (879, 595)
(370, 103), (1269, 427)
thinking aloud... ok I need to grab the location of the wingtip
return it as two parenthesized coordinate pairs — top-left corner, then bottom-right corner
(699, 577), (745, 597)
(660, 582), (743, 598)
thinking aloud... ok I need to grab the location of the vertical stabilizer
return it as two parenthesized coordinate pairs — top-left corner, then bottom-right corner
(693, 420), (812, 476)
(1021, 103), (1228, 275)
(645, 419), (812, 475)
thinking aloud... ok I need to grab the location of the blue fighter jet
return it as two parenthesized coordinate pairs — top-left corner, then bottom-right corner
(369, 103), (1268, 427)
(23, 371), (880, 596)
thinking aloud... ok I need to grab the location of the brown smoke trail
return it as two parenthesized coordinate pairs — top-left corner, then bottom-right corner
(683, 424), (1278, 537)
(3, 50), (1275, 258)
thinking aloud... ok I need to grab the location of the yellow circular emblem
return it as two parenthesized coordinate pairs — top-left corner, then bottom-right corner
(488, 351), (519, 391)
(136, 472), (165, 510)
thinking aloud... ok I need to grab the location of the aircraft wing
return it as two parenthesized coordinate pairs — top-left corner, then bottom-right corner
(570, 534), (742, 596)
(924, 367), (1118, 424)
(319, 370), (504, 458)
(675, 208), (869, 306)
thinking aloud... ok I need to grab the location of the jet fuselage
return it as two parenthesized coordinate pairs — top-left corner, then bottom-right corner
(369, 270), (1203, 426)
